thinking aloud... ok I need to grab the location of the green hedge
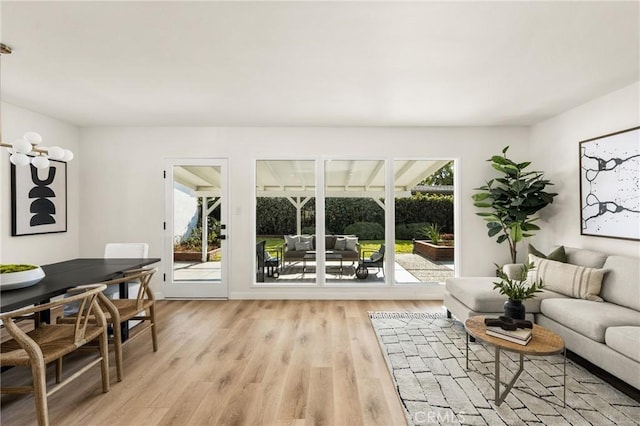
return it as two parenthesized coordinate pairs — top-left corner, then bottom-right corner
(394, 194), (453, 234)
(344, 222), (385, 239)
(256, 194), (453, 237)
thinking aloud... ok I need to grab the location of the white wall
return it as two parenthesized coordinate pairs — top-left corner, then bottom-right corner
(78, 126), (529, 298)
(173, 183), (198, 243)
(530, 82), (640, 258)
(1, 102), (81, 264)
(6, 80), (636, 299)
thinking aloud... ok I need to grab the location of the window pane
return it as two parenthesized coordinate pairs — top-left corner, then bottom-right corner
(394, 160), (455, 285)
(325, 160), (386, 283)
(255, 160), (316, 284)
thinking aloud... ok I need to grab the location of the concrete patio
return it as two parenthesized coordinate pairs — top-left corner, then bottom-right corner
(174, 253), (453, 284)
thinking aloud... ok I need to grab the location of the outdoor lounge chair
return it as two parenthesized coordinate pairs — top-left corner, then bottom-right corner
(257, 241), (280, 281)
(355, 244), (385, 279)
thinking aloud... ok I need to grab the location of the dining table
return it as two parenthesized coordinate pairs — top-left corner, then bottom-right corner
(1, 257), (161, 339)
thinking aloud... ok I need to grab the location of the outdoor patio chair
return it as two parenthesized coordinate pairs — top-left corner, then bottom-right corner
(355, 244), (385, 279)
(256, 241), (266, 282)
(264, 250), (280, 278)
(257, 241), (280, 280)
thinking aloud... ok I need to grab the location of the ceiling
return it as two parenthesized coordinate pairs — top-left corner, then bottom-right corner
(1, 1), (638, 128)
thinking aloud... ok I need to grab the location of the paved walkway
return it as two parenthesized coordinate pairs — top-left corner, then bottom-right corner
(173, 253), (453, 284)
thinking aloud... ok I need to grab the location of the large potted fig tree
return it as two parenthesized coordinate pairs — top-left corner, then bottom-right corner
(472, 146), (557, 264)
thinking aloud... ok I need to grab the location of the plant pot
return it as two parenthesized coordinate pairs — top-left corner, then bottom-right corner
(0, 266), (46, 291)
(503, 299), (525, 320)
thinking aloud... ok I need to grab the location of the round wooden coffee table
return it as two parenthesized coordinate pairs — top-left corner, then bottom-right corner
(465, 315), (566, 406)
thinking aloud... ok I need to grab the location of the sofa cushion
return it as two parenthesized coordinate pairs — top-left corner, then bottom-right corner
(299, 235), (313, 249)
(528, 255), (607, 301)
(325, 235), (336, 250)
(333, 250), (360, 261)
(528, 244), (567, 263)
(540, 299), (640, 342)
(345, 236), (358, 252)
(445, 277), (567, 313)
(295, 240), (312, 251)
(284, 235), (299, 251)
(564, 247), (607, 268)
(334, 237), (347, 250)
(605, 327), (640, 363)
(599, 255), (640, 311)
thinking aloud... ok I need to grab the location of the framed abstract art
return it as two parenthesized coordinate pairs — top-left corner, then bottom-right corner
(579, 126), (640, 241)
(11, 159), (68, 236)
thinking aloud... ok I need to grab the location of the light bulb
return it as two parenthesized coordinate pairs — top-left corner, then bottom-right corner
(48, 146), (65, 160)
(62, 150), (74, 162)
(23, 132), (42, 145)
(12, 138), (33, 154)
(10, 153), (30, 166)
(32, 155), (50, 169)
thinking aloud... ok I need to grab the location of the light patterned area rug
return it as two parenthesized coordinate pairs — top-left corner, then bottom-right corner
(369, 312), (640, 426)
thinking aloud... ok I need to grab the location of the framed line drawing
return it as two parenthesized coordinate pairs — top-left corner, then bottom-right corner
(579, 126), (640, 241)
(11, 159), (68, 236)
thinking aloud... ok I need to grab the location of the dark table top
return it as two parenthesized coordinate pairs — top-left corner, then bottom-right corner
(0, 258), (161, 312)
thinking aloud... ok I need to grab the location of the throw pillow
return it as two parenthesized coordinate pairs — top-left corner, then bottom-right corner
(334, 237), (347, 250)
(528, 254), (607, 301)
(528, 244), (568, 263)
(284, 235), (299, 251)
(299, 235), (313, 249)
(370, 252), (383, 262)
(345, 236), (359, 252)
(295, 240), (312, 251)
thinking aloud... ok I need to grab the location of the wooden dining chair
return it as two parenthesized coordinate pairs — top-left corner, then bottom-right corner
(61, 267), (158, 382)
(0, 284), (110, 426)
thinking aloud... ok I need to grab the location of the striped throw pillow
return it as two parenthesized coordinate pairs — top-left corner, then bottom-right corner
(528, 254), (607, 301)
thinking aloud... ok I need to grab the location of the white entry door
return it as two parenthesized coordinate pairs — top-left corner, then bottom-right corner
(164, 158), (229, 298)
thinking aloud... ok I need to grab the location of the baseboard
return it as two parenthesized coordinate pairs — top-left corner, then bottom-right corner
(230, 285), (446, 300)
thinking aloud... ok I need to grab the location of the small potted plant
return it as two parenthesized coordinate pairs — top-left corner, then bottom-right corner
(493, 262), (544, 319)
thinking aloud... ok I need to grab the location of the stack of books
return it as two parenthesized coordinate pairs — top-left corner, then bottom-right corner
(486, 326), (532, 345)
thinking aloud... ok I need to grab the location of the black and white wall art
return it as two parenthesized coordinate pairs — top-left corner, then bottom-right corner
(579, 126), (640, 241)
(11, 159), (67, 236)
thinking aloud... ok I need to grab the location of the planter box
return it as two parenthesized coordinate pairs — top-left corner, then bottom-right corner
(174, 249), (219, 262)
(413, 240), (454, 262)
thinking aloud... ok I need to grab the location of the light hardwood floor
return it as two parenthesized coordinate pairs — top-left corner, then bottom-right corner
(1, 299), (444, 426)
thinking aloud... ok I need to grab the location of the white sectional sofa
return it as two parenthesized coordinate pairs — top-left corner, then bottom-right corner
(444, 247), (640, 390)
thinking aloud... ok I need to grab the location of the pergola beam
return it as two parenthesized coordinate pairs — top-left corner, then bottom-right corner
(286, 196), (312, 234)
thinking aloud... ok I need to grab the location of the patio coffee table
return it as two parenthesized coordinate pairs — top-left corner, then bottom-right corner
(465, 315), (566, 407)
(302, 251), (343, 275)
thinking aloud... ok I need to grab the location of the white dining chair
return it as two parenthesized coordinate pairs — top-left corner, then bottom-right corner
(62, 243), (149, 315)
(103, 243), (149, 299)
(104, 243), (149, 259)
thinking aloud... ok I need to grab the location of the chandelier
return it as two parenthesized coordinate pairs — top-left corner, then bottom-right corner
(1, 132), (74, 169)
